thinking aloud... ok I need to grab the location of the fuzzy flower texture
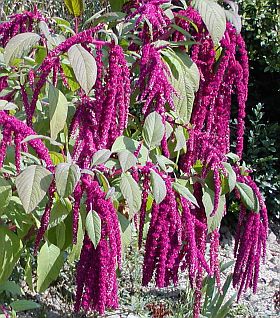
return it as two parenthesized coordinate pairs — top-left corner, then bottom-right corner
(0, 2), (268, 318)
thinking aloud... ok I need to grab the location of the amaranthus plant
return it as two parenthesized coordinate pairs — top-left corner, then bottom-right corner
(0, 1), (268, 317)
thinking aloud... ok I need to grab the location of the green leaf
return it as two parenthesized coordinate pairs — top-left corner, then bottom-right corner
(22, 134), (63, 147)
(120, 173), (142, 217)
(222, 162), (236, 193)
(25, 253), (33, 291)
(49, 198), (72, 228)
(64, 0), (84, 17)
(4, 32), (41, 65)
(68, 213), (84, 262)
(118, 150), (137, 172)
(0, 177), (12, 214)
(226, 152), (240, 163)
(155, 155), (176, 172)
(49, 151), (65, 165)
(68, 44), (97, 95)
(86, 210), (101, 249)
(15, 165), (53, 213)
(10, 300), (40, 312)
(55, 163), (81, 198)
(174, 126), (186, 152)
(109, 0), (126, 11)
(150, 170), (167, 204)
(118, 212), (132, 251)
(0, 281), (22, 296)
(236, 182), (260, 213)
(164, 49), (200, 91)
(143, 111), (165, 149)
(173, 182), (199, 207)
(91, 149), (111, 166)
(48, 84), (68, 141)
(0, 227), (23, 284)
(61, 63), (80, 91)
(202, 186), (226, 233)
(111, 136), (139, 153)
(192, 0), (226, 45)
(163, 49), (198, 124)
(0, 100), (18, 111)
(37, 243), (64, 292)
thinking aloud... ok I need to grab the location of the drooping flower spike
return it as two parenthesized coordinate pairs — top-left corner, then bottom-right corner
(74, 177), (121, 314)
(0, 9), (45, 47)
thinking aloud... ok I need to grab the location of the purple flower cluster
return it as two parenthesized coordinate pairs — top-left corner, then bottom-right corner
(0, 111), (53, 170)
(70, 44), (131, 167)
(142, 176), (182, 288)
(74, 178), (121, 314)
(125, 0), (171, 42)
(233, 174), (268, 299)
(0, 9), (45, 47)
(137, 43), (175, 156)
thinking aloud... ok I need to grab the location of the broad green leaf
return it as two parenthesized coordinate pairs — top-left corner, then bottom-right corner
(226, 152), (240, 162)
(0, 100), (17, 110)
(10, 300), (40, 312)
(0, 281), (22, 296)
(22, 134), (63, 147)
(55, 163), (81, 198)
(4, 32), (41, 65)
(150, 170), (167, 204)
(49, 198), (72, 228)
(236, 182), (260, 213)
(0, 227), (23, 284)
(49, 151), (65, 165)
(164, 49), (200, 92)
(55, 222), (66, 250)
(0, 177), (12, 214)
(174, 126), (186, 152)
(222, 162), (236, 193)
(225, 1), (241, 34)
(163, 49), (199, 124)
(118, 212), (132, 251)
(173, 79), (194, 125)
(86, 210), (101, 249)
(155, 155), (176, 172)
(49, 84), (68, 140)
(120, 173), (142, 217)
(37, 243), (64, 292)
(68, 213), (84, 262)
(109, 0), (126, 11)
(111, 136), (139, 153)
(15, 165), (53, 213)
(118, 150), (137, 172)
(91, 149), (111, 166)
(61, 63), (80, 91)
(25, 253), (33, 291)
(64, 0), (84, 17)
(143, 111), (165, 149)
(173, 182), (199, 207)
(111, 137), (149, 163)
(95, 170), (110, 193)
(192, 0), (226, 45)
(68, 44), (97, 95)
(202, 186), (226, 233)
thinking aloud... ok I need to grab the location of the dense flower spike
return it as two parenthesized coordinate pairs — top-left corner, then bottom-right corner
(0, 9), (45, 47)
(138, 43), (175, 116)
(0, 111), (53, 170)
(70, 44), (131, 167)
(233, 174), (268, 298)
(74, 178), (121, 314)
(125, 0), (171, 42)
(142, 175), (182, 288)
